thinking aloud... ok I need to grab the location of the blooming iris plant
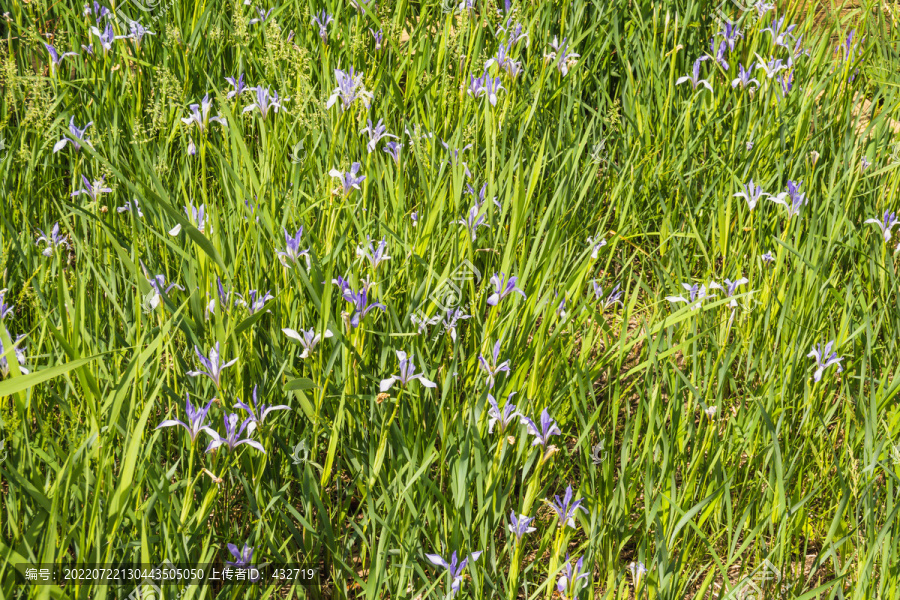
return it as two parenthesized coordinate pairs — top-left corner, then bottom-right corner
(283, 327), (333, 358)
(478, 340), (510, 389)
(521, 408), (561, 447)
(311, 11), (333, 43)
(0, 335), (29, 377)
(45, 44), (78, 72)
(807, 340), (844, 383)
(225, 73), (249, 99)
(206, 413), (266, 453)
(557, 554), (590, 600)
(71, 175), (112, 202)
(356, 236), (391, 269)
(425, 551), (482, 597)
(35, 223), (70, 256)
(734, 179), (768, 210)
(278, 227), (311, 269)
(186, 342), (238, 387)
(360, 119), (397, 153)
(53, 117), (93, 153)
(181, 95), (227, 132)
(379, 351), (436, 392)
(155, 394), (216, 443)
(592, 282), (624, 310)
(507, 512), (536, 540)
(487, 392), (519, 433)
(865, 210), (899, 243)
(665, 283), (715, 311)
(486, 272), (526, 307)
(546, 485), (587, 528)
(731, 63), (759, 90)
(343, 285), (385, 328)
(329, 163), (366, 196)
(326, 67), (372, 111)
(677, 58), (712, 92)
(243, 86), (285, 119)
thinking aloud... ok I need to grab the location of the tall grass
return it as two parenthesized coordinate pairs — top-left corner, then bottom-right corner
(1, 0), (899, 598)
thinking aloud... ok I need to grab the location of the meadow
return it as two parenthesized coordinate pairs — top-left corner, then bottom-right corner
(1, 0), (900, 597)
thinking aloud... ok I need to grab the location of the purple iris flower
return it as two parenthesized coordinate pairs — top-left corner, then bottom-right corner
(235, 289), (273, 315)
(349, 0), (376, 12)
(557, 554), (590, 600)
(425, 551), (482, 596)
(762, 16), (796, 49)
(754, 1), (775, 16)
(326, 67), (373, 111)
(379, 350), (437, 392)
(0, 334), (29, 376)
(53, 117), (93, 153)
(343, 285), (385, 328)
(206, 412), (266, 453)
(383, 141), (401, 164)
(458, 206), (489, 242)
(485, 42), (513, 72)
(787, 34), (810, 68)
(731, 63), (759, 90)
(312, 11), (333, 43)
(676, 57), (712, 92)
(283, 327), (333, 358)
(628, 561), (648, 588)
(225, 73), (249, 99)
(467, 71), (488, 100)
(35, 223), (70, 256)
(71, 175), (112, 201)
(226, 543), (255, 568)
(755, 54), (787, 79)
(45, 44), (78, 71)
(117, 199), (143, 217)
(508, 511), (536, 540)
(236, 385), (290, 428)
(486, 272), (526, 307)
(717, 21), (742, 52)
(360, 119), (397, 153)
(356, 236), (391, 269)
(329, 163), (366, 196)
(709, 277), (749, 308)
(865, 210), (899, 243)
(838, 30), (863, 80)
(547, 485), (587, 528)
(760, 252), (775, 263)
(410, 211), (418, 226)
(544, 36), (579, 76)
(440, 141), (473, 178)
(155, 394), (216, 443)
(249, 7), (273, 25)
(498, 18), (529, 48)
(0, 289), (15, 320)
(124, 20), (154, 45)
(148, 274), (185, 297)
(734, 179), (768, 210)
(410, 312), (441, 335)
(861, 157), (871, 171)
(808, 340), (844, 383)
(90, 23), (116, 52)
(181, 95), (227, 132)
(278, 227), (311, 269)
(443, 308), (471, 342)
(81, 43), (94, 56)
(243, 86), (286, 119)
(84, 1), (110, 22)
(205, 277), (235, 319)
(587, 235), (606, 259)
(487, 392), (519, 433)
(186, 342), (238, 387)
(770, 180), (806, 218)
(370, 28), (383, 50)
(479, 340), (510, 389)
(466, 182), (501, 210)
(592, 282), (623, 311)
(705, 38), (729, 70)
(521, 408), (561, 447)
(666, 283), (715, 311)
(777, 71), (795, 99)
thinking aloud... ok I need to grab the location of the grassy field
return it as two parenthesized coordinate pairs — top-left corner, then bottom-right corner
(1, 0), (900, 598)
